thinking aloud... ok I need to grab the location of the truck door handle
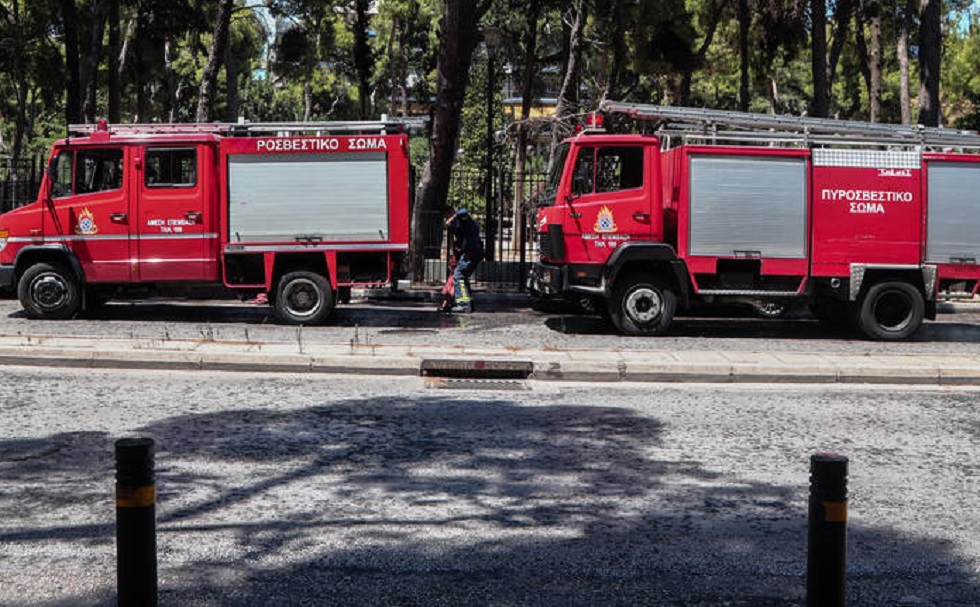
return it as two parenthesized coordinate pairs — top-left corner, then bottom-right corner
(184, 211), (202, 223)
(110, 213), (128, 223)
(569, 212), (582, 218)
(633, 212), (650, 221)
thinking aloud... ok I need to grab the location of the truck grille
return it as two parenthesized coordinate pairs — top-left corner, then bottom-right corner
(537, 232), (550, 256)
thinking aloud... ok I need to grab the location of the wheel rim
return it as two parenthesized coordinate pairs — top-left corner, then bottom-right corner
(282, 278), (322, 319)
(625, 286), (663, 324)
(872, 289), (913, 332)
(31, 273), (70, 311)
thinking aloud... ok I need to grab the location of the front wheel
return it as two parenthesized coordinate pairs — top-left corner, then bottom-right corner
(17, 262), (81, 320)
(274, 271), (335, 325)
(610, 274), (676, 336)
(856, 281), (924, 341)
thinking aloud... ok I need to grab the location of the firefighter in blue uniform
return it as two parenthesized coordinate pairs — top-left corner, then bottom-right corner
(444, 207), (484, 313)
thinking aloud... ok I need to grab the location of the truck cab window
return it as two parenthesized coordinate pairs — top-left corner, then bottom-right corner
(76, 149), (123, 195)
(572, 147), (596, 196)
(145, 148), (197, 187)
(596, 146), (644, 192)
(572, 146), (644, 196)
(50, 151), (74, 198)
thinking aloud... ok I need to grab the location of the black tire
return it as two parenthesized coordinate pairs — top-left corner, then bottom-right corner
(17, 262), (81, 320)
(610, 273), (676, 336)
(856, 281), (924, 341)
(273, 271), (335, 325)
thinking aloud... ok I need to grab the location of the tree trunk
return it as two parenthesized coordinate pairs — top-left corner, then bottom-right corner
(601, 0), (628, 102)
(411, 0), (492, 278)
(196, 0), (234, 122)
(108, 0), (120, 123)
(387, 15), (401, 114)
(82, 0), (109, 123)
(897, 1), (912, 124)
(353, 0), (373, 120)
(917, 0), (941, 126)
(869, 3), (882, 122)
(225, 37), (239, 121)
(135, 8), (148, 121)
(738, 0), (750, 111)
(810, 0), (829, 117)
(11, 0), (28, 158)
(61, 0), (82, 125)
(854, 11), (871, 105)
(512, 0), (541, 253)
(547, 0), (585, 174)
(828, 0), (855, 88)
(679, 1), (723, 107)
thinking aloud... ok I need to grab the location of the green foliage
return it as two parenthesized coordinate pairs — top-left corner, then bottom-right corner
(4, 0), (980, 167)
(943, 13), (980, 129)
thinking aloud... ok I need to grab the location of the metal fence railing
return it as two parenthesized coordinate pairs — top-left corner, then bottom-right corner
(417, 168), (548, 290)
(1, 157), (40, 213)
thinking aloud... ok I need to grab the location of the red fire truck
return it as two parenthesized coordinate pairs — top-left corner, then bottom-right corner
(529, 102), (980, 340)
(0, 120), (416, 324)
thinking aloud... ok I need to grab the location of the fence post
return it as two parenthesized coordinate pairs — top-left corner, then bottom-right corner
(115, 437), (158, 607)
(807, 452), (848, 607)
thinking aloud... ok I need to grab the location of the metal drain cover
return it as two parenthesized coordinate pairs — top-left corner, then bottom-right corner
(420, 359), (533, 380)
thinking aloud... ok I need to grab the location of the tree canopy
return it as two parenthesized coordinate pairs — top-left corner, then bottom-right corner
(2, 0), (978, 264)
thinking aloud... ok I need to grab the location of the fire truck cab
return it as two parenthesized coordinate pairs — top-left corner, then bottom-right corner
(530, 103), (980, 340)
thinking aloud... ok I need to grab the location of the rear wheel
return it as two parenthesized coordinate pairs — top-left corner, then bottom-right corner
(610, 273), (676, 336)
(17, 262), (81, 320)
(274, 271), (335, 325)
(856, 281), (924, 341)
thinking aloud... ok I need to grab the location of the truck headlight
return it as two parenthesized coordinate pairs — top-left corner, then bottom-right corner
(0, 229), (8, 252)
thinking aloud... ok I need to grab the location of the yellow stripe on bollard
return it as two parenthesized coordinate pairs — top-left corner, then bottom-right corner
(822, 500), (848, 523)
(116, 485), (156, 508)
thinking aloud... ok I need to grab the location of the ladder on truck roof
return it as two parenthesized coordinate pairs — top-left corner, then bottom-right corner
(67, 117), (427, 138)
(600, 100), (980, 150)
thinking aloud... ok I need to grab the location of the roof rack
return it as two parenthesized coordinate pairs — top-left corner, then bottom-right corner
(68, 117), (428, 138)
(600, 101), (980, 150)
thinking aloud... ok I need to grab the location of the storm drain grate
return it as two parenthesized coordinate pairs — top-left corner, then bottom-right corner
(420, 359), (533, 381)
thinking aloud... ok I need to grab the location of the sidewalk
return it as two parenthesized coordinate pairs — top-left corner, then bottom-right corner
(2, 332), (979, 385)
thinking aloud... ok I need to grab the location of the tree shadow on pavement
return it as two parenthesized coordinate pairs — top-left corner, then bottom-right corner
(0, 397), (977, 606)
(75, 300), (467, 331)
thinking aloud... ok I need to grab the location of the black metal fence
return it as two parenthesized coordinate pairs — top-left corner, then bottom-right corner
(417, 168), (549, 291)
(1, 157), (40, 213)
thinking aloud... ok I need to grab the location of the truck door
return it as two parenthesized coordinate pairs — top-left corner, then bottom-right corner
(47, 146), (132, 283)
(564, 144), (653, 263)
(136, 146), (214, 282)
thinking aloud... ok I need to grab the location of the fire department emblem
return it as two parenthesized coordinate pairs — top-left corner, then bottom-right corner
(594, 206), (618, 233)
(75, 207), (98, 235)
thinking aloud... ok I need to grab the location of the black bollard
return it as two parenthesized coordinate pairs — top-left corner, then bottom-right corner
(115, 437), (157, 607)
(807, 453), (848, 607)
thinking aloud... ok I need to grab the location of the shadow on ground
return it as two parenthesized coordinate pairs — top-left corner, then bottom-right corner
(1, 394), (977, 606)
(545, 311), (980, 344)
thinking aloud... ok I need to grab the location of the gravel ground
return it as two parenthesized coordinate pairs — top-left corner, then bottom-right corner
(1, 368), (978, 606)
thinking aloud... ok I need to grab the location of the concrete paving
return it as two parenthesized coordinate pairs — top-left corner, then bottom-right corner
(2, 330), (979, 385)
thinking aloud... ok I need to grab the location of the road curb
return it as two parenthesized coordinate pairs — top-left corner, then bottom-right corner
(2, 338), (980, 386)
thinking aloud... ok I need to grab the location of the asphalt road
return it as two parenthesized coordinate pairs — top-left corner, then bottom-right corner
(1, 368), (978, 606)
